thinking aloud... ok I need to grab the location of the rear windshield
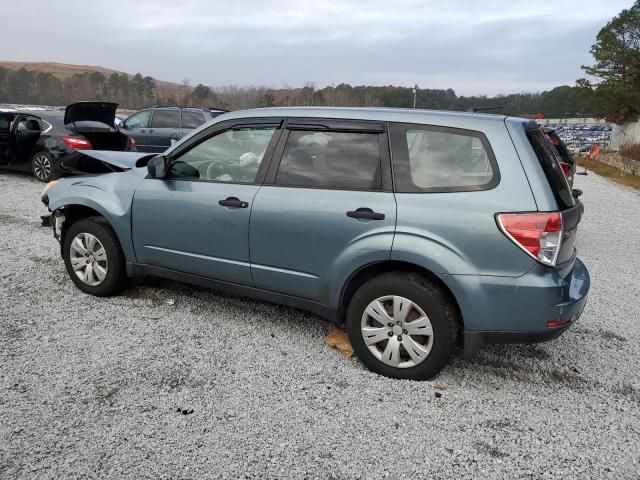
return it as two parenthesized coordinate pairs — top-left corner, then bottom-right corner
(527, 128), (575, 209)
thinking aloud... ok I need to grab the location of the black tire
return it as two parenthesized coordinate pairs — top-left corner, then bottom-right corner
(346, 271), (458, 380)
(62, 218), (127, 297)
(31, 150), (58, 183)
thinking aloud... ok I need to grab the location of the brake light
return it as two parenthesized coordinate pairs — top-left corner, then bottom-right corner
(547, 318), (571, 328)
(497, 212), (563, 266)
(61, 136), (92, 149)
(559, 162), (571, 177)
(128, 136), (136, 149)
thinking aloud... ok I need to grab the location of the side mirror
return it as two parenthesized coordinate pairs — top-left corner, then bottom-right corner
(147, 156), (168, 179)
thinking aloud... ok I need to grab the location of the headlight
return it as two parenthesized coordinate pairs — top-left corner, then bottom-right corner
(41, 180), (58, 206)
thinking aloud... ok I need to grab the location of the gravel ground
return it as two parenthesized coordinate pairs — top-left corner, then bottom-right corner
(0, 170), (639, 479)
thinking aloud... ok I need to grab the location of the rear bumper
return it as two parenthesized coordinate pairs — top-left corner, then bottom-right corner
(461, 258), (590, 358)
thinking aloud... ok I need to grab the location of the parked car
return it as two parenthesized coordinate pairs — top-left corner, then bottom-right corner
(121, 106), (227, 153)
(42, 107), (589, 380)
(0, 102), (135, 182)
(543, 127), (575, 186)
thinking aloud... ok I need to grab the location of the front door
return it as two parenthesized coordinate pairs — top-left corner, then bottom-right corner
(249, 119), (397, 303)
(0, 112), (17, 164)
(131, 120), (282, 286)
(122, 109), (152, 152)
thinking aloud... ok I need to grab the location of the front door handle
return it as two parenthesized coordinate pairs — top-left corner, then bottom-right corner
(219, 197), (249, 208)
(346, 208), (385, 220)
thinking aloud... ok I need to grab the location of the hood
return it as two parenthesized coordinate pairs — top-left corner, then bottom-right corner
(59, 150), (156, 175)
(64, 101), (118, 126)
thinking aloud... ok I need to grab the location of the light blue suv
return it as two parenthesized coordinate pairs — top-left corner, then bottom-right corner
(43, 107), (590, 380)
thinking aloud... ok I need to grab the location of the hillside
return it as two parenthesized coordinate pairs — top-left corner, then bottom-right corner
(0, 61), (197, 109)
(0, 61), (183, 89)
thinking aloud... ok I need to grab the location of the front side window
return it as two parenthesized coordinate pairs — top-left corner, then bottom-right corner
(182, 110), (206, 129)
(391, 123), (498, 192)
(0, 113), (16, 131)
(275, 130), (381, 190)
(168, 126), (277, 183)
(151, 109), (181, 128)
(124, 110), (151, 129)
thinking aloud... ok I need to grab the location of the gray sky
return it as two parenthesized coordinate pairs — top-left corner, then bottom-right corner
(1, 0), (631, 95)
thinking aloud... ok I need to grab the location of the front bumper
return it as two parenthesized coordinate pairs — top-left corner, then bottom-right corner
(461, 258), (590, 358)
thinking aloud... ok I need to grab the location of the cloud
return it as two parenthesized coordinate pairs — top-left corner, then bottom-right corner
(0, 0), (631, 95)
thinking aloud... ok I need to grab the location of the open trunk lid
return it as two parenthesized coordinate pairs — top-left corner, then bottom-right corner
(64, 101), (118, 128)
(526, 126), (580, 275)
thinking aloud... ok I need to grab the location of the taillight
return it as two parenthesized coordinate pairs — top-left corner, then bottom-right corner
(497, 212), (563, 267)
(559, 162), (571, 177)
(61, 136), (92, 149)
(128, 136), (136, 149)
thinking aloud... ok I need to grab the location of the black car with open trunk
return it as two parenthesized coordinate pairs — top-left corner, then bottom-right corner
(0, 101), (135, 182)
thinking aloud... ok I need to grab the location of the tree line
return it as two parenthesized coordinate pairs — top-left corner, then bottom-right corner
(0, 65), (597, 119)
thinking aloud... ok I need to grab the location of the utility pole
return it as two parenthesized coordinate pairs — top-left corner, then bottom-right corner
(413, 83), (418, 109)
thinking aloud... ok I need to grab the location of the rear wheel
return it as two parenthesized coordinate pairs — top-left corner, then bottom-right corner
(31, 150), (57, 182)
(346, 272), (458, 380)
(62, 218), (127, 296)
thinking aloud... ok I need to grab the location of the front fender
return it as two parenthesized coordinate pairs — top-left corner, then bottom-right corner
(47, 171), (144, 261)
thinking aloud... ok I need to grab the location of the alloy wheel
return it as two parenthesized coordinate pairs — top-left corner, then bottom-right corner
(69, 233), (109, 286)
(360, 295), (434, 368)
(33, 154), (51, 181)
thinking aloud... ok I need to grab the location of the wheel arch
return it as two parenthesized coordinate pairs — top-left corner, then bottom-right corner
(56, 202), (134, 261)
(338, 260), (464, 335)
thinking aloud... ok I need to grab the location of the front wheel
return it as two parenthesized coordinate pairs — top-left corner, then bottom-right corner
(31, 150), (58, 182)
(62, 218), (127, 296)
(346, 272), (458, 380)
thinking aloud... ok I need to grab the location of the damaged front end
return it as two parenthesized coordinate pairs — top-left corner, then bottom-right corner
(40, 149), (155, 242)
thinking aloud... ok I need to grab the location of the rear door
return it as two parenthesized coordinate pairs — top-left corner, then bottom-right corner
(13, 115), (42, 163)
(147, 108), (182, 153)
(249, 119), (396, 303)
(122, 110), (152, 152)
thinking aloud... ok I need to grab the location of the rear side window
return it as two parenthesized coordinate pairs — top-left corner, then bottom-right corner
(182, 110), (206, 129)
(151, 109), (181, 128)
(390, 123), (498, 192)
(275, 130), (382, 190)
(526, 129), (575, 209)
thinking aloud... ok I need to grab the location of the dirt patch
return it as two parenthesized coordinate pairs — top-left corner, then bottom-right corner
(474, 440), (509, 459)
(0, 213), (32, 226)
(29, 256), (59, 267)
(600, 330), (628, 342)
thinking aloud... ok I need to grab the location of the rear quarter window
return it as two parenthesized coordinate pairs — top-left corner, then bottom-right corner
(390, 123), (499, 193)
(526, 128), (575, 209)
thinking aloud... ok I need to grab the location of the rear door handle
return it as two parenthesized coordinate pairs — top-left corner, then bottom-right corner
(219, 197), (249, 208)
(346, 208), (385, 220)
